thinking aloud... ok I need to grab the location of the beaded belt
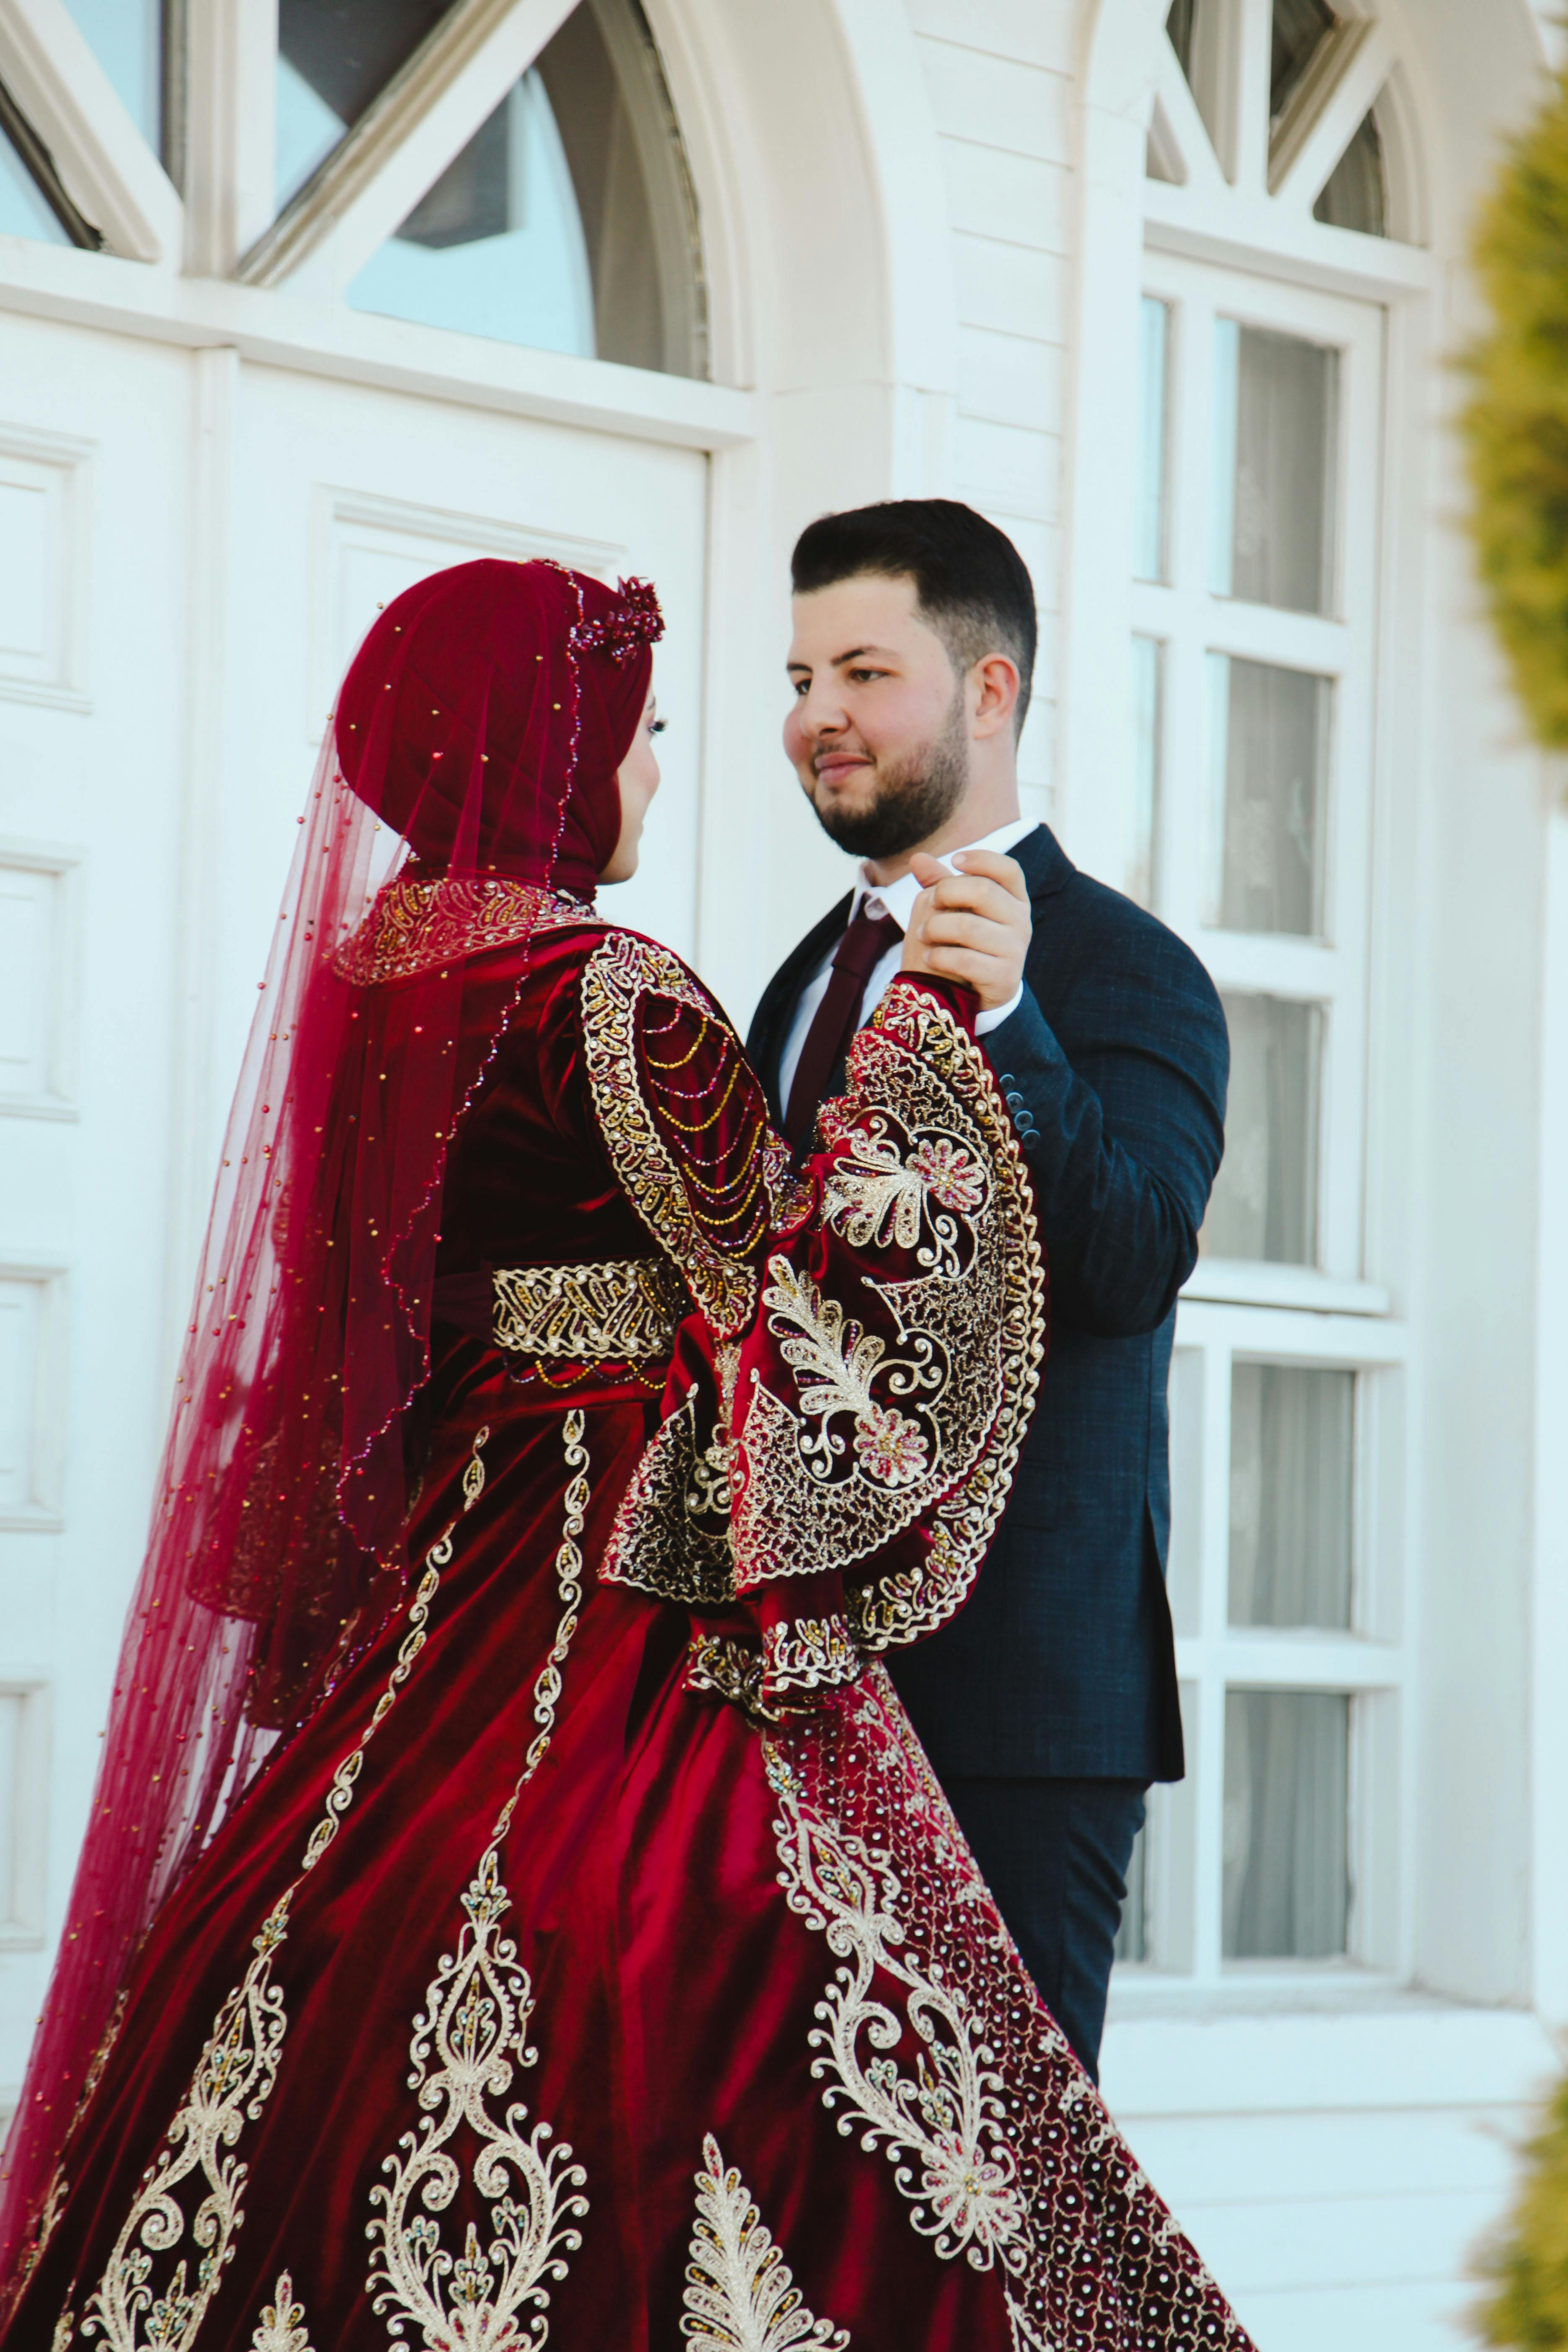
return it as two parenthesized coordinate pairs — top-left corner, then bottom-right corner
(490, 1257), (686, 1363)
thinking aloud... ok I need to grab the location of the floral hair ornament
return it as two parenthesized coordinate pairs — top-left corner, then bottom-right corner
(569, 575), (666, 663)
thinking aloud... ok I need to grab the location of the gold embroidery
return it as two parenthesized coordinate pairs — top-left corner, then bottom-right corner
(763, 1734), (1028, 2280)
(333, 877), (602, 986)
(602, 1393), (735, 1606)
(365, 1411), (591, 2347)
(604, 983), (1043, 1636)
(821, 1123), (987, 1276)
(579, 932), (763, 1337)
(80, 1430), (491, 2352)
(766, 1671), (1250, 2351)
(759, 1258), (935, 1489)
(52, 2313), (75, 2351)
(519, 1408), (588, 1783)
(684, 1614), (861, 1725)
(249, 2272), (314, 2352)
(492, 1257), (686, 1363)
(730, 988), (1044, 1609)
(681, 2134), (849, 2350)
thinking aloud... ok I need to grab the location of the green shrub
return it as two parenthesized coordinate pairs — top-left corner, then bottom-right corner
(1460, 63), (1568, 756)
(1476, 2073), (1568, 2346)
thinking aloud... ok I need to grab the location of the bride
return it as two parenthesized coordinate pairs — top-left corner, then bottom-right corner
(0, 558), (1250, 2351)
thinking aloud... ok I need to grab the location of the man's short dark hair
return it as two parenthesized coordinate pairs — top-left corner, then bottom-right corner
(790, 499), (1037, 733)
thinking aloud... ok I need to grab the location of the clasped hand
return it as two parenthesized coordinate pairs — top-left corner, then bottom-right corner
(900, 848), (1031, 1011)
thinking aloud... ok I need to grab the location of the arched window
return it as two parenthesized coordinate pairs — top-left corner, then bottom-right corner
(1097, 0), (1426, 1986)
(273, 0), (706, 376)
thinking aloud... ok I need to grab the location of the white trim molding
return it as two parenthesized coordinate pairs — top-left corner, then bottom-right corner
(0, 837), (81, 1120)
(0, 1255), (67, 1532)
(0, 420), (92, 712)
(0, 0), (182, 263)
(0, 1675), (51, 1948)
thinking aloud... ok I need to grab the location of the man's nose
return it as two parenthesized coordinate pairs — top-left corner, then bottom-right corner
(798, 680), (848, 738)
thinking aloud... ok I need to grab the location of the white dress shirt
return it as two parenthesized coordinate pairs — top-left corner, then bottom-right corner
(777, 818), (1034, 1114)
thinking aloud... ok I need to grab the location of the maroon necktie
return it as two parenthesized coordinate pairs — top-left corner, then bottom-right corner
(784, 906), (902, 1148)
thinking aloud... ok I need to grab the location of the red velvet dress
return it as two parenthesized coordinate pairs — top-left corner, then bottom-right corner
(3, 909), (1251, 2352)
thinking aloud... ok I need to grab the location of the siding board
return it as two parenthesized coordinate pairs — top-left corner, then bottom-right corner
(954, 235), (1068, 342)
(919, 40), (1073, 164)
(939, 142), (1071, 253)
(957, 325), (1064, 434)
(907, 0), (1078, 72)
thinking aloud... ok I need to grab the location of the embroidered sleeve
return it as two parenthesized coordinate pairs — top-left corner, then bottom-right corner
(579, 930), (807, 1338)
(604, 971), (1047, 1724)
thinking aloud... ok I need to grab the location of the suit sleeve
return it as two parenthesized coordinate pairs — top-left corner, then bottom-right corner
(983, 920), (1228, 1336)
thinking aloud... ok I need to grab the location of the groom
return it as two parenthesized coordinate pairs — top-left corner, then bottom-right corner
(747, 500), (1228, 2079)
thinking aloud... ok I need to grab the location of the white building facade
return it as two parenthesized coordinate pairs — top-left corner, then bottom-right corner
(0, 1), (1563, 2343)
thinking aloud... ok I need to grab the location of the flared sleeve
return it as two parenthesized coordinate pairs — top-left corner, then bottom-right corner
(581, 928), (1047, 1720)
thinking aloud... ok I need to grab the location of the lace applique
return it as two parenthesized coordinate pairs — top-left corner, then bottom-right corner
(764, 1671), (1252, 2352)
(365, 1411), (591, 2347)
(604, 982), (1044, 1646)
(77, 1431), (492, 2352)
(333, 877), (602, 987)
(580, 931), (770, 1337)
(681, 2134), (849, 2349)
(601, 1393), (736, 1606)
(249, 2273), (314, 2352)
(730, 986), (1044, 1610)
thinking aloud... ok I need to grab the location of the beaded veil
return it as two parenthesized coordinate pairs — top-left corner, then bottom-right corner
(0, 558), (662, 2275)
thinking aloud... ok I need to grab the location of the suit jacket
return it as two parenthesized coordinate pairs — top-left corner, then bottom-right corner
(746, 823), (1228, 1780)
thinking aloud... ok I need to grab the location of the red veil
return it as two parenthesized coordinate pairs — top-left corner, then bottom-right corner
(0, 559), (661, 2274)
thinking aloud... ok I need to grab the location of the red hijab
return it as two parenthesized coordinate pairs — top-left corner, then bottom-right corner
(0, 559), (662, 2287)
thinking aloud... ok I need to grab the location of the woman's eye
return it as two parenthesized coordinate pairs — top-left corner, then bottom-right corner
(650, 717), (667, 735)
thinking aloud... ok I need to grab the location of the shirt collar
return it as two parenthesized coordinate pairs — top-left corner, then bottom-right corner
(850, 817), (1035, 934)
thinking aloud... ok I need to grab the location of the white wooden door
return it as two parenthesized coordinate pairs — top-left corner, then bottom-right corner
(0, 324), (708, 2116)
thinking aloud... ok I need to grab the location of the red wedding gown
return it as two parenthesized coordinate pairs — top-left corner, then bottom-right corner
(2, 901), (1252, 2352)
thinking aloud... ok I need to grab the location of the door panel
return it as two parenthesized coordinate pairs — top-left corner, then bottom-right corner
(0, 325), (709, 2117)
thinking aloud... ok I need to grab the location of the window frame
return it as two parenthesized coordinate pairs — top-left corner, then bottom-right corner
(1066, 0), (1436, 2003)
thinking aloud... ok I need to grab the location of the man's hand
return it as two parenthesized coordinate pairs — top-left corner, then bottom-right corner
(901, 849), (1031, 1012)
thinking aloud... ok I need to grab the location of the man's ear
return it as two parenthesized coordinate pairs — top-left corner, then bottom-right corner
(971, 652), (1021, 740)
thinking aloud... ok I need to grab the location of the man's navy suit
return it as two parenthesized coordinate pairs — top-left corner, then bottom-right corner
(746, 823), (1228, 2073)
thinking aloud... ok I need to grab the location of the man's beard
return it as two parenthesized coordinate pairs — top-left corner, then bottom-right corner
(808, 692), (969, 859)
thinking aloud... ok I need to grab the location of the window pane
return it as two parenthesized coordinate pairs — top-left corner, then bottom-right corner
(1206, 652), (1328, 935)
(62, 0), (162, 150)
(1114, 1823), (1149, 1964)
(1201, 993), (1321, 1264)
(345, 1), (706, 377)
(1229, 1365), (1353, 1627)
(1223, 1689), (1349, 1959)
(347, 75), (596, 359)
(1127, 636), (1162, 910)
(1270, 0), (1336, 125)
(276, 0), (454, 211)
(1211, 322), (1338, 614)
(0, 121), (70, 246)
(1135, 297), (1170, 583)
(1315, 111), (1387, 238)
